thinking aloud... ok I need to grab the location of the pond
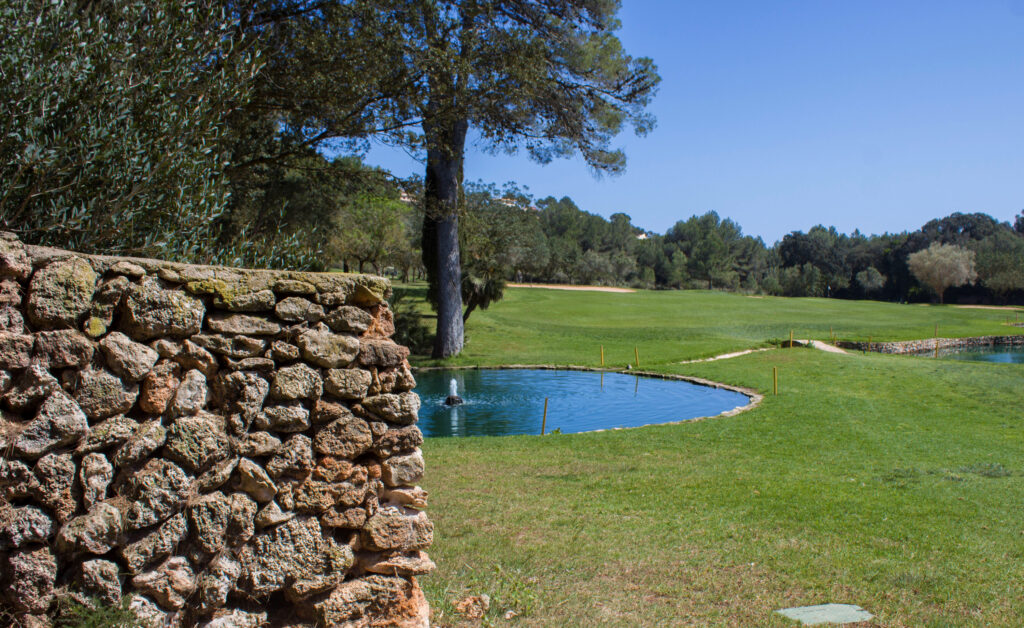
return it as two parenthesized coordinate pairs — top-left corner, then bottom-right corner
(937, 346), (1024, 364)
(414, 369), (751, 438)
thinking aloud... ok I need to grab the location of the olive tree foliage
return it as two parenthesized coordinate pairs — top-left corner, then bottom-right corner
(907, 243), (978, 304)
(855, 266), (886, 294)
(0, 0), (262, 261)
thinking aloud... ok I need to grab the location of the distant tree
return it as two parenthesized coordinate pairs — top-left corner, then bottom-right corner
(971, 231), (1024, 299)
(666, 212), (742, 289)
(1014, 211), (1024, 236)
(907, 243), (978, 304)
(855, 267), (886, 294)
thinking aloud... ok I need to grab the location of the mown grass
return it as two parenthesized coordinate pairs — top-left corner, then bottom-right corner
(408, 286), (1024, 627)
(397, 284), (1018, 367)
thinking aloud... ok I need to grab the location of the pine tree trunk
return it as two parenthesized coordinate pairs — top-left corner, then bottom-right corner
(423, 118), (468, 358)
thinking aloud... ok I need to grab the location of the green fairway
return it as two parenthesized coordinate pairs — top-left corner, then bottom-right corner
(404, 286), (1024, 627)
(400, 284), (1018, 368)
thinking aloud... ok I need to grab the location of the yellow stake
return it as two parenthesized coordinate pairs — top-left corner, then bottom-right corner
(789, 329), (794, 347)
(634, 346), (640, 368)
(600, 345), (605, 367)
(541, 398), (549, 435)
(773, 366), (778, 395)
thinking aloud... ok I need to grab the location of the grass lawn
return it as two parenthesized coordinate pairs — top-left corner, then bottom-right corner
(402, 286), (1024, 627)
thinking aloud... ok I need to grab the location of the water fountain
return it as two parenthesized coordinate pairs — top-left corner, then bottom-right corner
(444, 377), (464, 406)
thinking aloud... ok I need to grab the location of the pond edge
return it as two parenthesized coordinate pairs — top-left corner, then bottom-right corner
(412, 364), (764, 433)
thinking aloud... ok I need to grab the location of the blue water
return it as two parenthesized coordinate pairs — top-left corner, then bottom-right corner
(941, 345), (1024, 364)
(414, 369), (750, 438)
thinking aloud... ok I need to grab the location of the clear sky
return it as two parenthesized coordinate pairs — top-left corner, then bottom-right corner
(362, 0), (1024, 245)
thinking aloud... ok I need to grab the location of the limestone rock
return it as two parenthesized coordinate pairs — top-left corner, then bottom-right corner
(0, 331), (33, 368)
(76, 415), (138, 454)
(3, 363), (58, 412)
(139, 360), (181, 414)
(33, 329), (94, 368)
(120, 512), (188, 574)
(152, 339), (182, 358)
(213, 289), (276, 313)
(0, 505), (55, 550)
(128, 594), (169, 628)
(191, 333), (266, 359)
(234, 432), (281, 457)
(90, 275), (130, 327)
(132, 556), (196, 611)
(324, 306), (373, 334)
(56, 502), (123, 555)
(35, 452), (79, 522)
(255, 501), (295, 529)
(0, 278), (22, 306)
(237, 516), (352, 597)
(173, 339), (218, 378)
(271, 363), (323, 401)
(122, 279), (206, 340)
(362, 506), (433, 552)
(3, 546), (57, 613)
(297, 327), (359, 368)
(196, 457), (239, 493)
(275, 296), (324, 323)
(320, 506), (367, 530)
(361, 392), (421, 426)
(361, 550), (436, 576)
(113, 420), (166, 467)
(0, 459), (40, 500)
(227, 492), (258, 544)
(14, 389), (88, 459)
(277, 477), (367, 514)
(266, 434), (315, 479)
(358, 339), (410, 369)
(377, 363), (417, 394)
(381, 450), (425, 488)
(223, 356), (276, 372)
(310, 574), (425, 628)
(363, 303), (396, 339)
(374, 426), (424, 458)
(207, 313), (281, 336)
(382, 486), (429, 510)
(0, 304), (24, 333)
(324, 368), (372, 400)
(188, 492), (231, 554)
(201, 609), (268, 628)
(214, 371), (268, 422)
(123, 458), (191, 531)
(312, 398), (358, 426)
(78, 558), (122, 606)
(196, 553), (241, 613)
(80, 452), (113, 509)
(110, 260), (146, 278)
(100, 331), (160, 382)
(236, 458), (277, 503)
(0, 232), (31, 279)
(169, 368), (208, 417)
(26, 256), (96, 329)
(267, 340), (300, 362)
(73, 367), (138, 420)
(254, 404), (310, 433)
(313, 413), (373, 458)
(274, 278), (316, 295)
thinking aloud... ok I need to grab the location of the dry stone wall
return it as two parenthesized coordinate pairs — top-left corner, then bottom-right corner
(0, 233), (431, 628)
(837, 335), (1024, 354)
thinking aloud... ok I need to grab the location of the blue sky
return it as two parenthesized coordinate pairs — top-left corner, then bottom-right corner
(363, 0), (1024, 244)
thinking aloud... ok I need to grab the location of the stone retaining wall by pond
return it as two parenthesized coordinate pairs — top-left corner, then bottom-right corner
(837, 335), (1024, 354)
(0, 233), (430, 627)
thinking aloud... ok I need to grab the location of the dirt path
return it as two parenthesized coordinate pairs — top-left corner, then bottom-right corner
(507, 283), (636, 293)
(680, 340), (847, 365)
(954, 304), (1023, 311)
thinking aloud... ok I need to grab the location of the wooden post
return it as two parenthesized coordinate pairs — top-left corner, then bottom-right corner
(830, 326), (834, 345)
(935, 337), (939, 359)
(773, 366), (778, 395)
(541, 398), (549, 435)
(634, 346), (640, 368)
(789, 329), (794, 347)
(600, 345), (605, 367)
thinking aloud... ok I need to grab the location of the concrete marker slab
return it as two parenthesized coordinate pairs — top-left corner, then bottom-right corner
(774, 603), (873, 625)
